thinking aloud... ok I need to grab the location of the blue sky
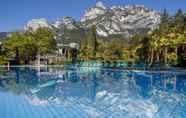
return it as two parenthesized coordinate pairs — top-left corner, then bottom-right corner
(1, 0), (186, 32)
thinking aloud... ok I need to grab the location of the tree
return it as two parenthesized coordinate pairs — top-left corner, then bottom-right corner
(159, 9), (170, 34)
(2, 28), (56, 64)
(174, 9), (185, 33)
(103, 39), (124, 60)
(80, 25), (98, 59)
(33, 28), (56, 55)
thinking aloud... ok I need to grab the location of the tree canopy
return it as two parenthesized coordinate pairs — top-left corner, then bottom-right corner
(2, 28), (56, 64)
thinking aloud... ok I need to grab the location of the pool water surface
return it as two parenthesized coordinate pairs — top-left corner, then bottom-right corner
(0, 67), (186, 118)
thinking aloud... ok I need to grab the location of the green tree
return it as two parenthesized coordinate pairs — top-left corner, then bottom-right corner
(103, 39), (124, 60)
(33, 28), (56, 55)
(80, 25), (98, 59)
(2, 28), (56, 64)
(174, 9), (185, 33)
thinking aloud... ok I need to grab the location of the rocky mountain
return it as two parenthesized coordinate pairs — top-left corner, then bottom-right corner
(24, 1), (161, 43)
(24, 18), (51, 31)
(52, 17), (86, 44)
(52, 17), (78, 30)
(81, 1), (107, 22)
(80, 2), (160, 37)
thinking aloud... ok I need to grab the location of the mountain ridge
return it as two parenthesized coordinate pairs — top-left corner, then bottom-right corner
(24, 1), (161, 43)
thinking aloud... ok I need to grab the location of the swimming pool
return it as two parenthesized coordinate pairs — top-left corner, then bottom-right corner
(0, 67), (186, 118)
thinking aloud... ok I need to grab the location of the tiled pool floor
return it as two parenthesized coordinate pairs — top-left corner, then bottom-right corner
(0, 67), (186, 118)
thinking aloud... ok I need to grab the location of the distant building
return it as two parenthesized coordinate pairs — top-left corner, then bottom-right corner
(35, 42), (80, 65)
(57, 42), (79, 56)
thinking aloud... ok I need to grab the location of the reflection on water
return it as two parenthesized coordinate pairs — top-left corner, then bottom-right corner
(0, 67), (186, 118)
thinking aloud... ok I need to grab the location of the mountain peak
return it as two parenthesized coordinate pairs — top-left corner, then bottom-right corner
(81, 4), (160, 37)
(81, 1), (107, 22)
(24, 18), (50, 31)
(95, 1), (106, 9)
(24, 3), (161, 41)
(52, 16), (77, 30)
(63, 16), (75, 23)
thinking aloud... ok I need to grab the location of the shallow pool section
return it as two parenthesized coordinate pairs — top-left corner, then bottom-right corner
(0, 67), (186, 118)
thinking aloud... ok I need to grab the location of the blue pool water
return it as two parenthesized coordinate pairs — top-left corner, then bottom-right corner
(0, 67), (186, 118)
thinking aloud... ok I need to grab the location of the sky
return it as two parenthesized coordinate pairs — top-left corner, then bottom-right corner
(0, 0), (186, 32)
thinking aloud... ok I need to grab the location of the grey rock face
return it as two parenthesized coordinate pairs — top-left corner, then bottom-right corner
(24, 1), (161, 43)
(80, 2), (160, 37)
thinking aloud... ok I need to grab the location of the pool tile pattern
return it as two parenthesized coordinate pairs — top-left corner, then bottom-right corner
(0, 68), (186, 118)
